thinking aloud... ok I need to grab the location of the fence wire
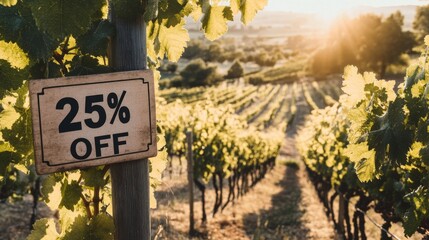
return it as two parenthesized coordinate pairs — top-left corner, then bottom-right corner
(336, 190), (401, 240)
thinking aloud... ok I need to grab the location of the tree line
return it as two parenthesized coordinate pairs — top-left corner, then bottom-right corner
(313, 6), (429, 79)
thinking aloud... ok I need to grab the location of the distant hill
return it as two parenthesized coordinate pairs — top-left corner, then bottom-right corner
(344, 5), (418, 30)
(186, 5), (422, 40)
(252, 5), (419, 30)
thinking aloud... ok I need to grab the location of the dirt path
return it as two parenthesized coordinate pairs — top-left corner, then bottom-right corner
(151, 137), (335, 240)
(0, 195), (53, 240)
(151, 80), (336, 239)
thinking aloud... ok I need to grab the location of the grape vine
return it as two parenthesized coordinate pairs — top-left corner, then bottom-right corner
(159, 99), (281, 220)
(298, 40), (429, 237)
(0, 0), (268, 238)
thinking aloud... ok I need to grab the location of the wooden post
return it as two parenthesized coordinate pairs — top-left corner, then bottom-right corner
(338, 193), (345, 238)
(186, 130), (194, 234)
(109, 7), (151, 240)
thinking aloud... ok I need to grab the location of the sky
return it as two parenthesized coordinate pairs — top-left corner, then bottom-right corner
(265, 0), (429, 13)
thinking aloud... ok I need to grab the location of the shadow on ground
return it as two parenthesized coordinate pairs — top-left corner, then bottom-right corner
(243, 166), (310, 240)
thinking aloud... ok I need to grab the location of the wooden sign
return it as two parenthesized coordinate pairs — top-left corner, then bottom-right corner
(29, 70), (157, 174)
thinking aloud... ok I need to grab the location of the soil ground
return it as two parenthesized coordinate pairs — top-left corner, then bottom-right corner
(0, 195), (53, 240)
(150, 134), (336, 240)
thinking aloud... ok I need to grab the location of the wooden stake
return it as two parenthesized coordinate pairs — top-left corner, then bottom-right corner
(109, 9), (151, 240)
(186, 130), (194, 234)
(338, 192), (345, 237)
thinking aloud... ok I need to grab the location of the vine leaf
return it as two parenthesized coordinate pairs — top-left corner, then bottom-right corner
(81, 167), (107, 187)
(202, 6), (233, 41)
(28, 0), (104, 39)
(157, 19), (189, 62)
(27, 218), (59, 240)
(188, 0), (202, 21)
(344, 143), (377, 182)
(0, 0), (16, 6)
(88, 214), (115, 239)
(77, 20), (115, 57)
(0, 94), (20, 129)
(62, 214), (114, 240)
(143, 0), (159, 22)
(60, 180), (83, 211)
(0, 4), (58, 60)
(0, 41), (28, 69)
(62, 215), (87, 240)
(147, 19), (190, 62)
(0, 60), (26, 102)
(403, 209), (420, 237)
(67, 55), (111, 76)
(111, 0), (143, 20)
(240, 0), (267, 25)
(0, 150), (19, 175)
(19, 19), (58, 61)
(230, 0), (240, 14)
(158, 0), (183, 27)
(0, 4), (21, 41)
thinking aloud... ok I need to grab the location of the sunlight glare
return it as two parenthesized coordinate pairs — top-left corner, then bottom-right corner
(315, 2), (350, 22)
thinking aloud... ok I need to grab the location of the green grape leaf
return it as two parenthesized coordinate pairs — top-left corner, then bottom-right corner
(0, 95), (20, 129)
(403, 209), (420, 237)
(76, 20), (115, 57)
(366, 99), (412, 167)
(63, 214), (114, 240)
(202, 6), (233, 41)
(240, 0), (267, 25)
(60, 180), (82, 211)
(2, 108), (33, 155)
(188, 0), (202, 21)
(111, 0), (143, 20)
(345, 143), (376, 182)
(62, 215), (87, 240)
(181, 0), (195, 17)
(156, 19), (189, 62)
(410, 79), (425, 98)
(385, 99), (412, 163)
(159, 0), (168, 11)
(407, 142), (423, 159)
(27, 219), (48, 240)
(29, 61), (62, 79)
(421, 145), (429, 166)
(0, 0), (17, 6)
(157, 0), (184, 27)
(0, 4), (22, 41)
(230, 0), (240, 14)
(81, 167), (107, 187)
(88, 213), (114, 240)
(67, 55), (111, 76)
(58, 208), (80, 233)
(41, 175), (62, 210)
(0, 151), (19, 175)
(367, 125), (388, 167)
(0, 41), (29, 69)
(27, 218), (59, 240)
(0, 2), (59, 60)
(18, 19), (57, 61)
(28, 0), (105, 39)
(143, 0), (159, 22)
(0, 59), (26, 99)
(404, 65), (424, 90)
(342, 65), (366, 107)
(40, 175), (57, 201)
